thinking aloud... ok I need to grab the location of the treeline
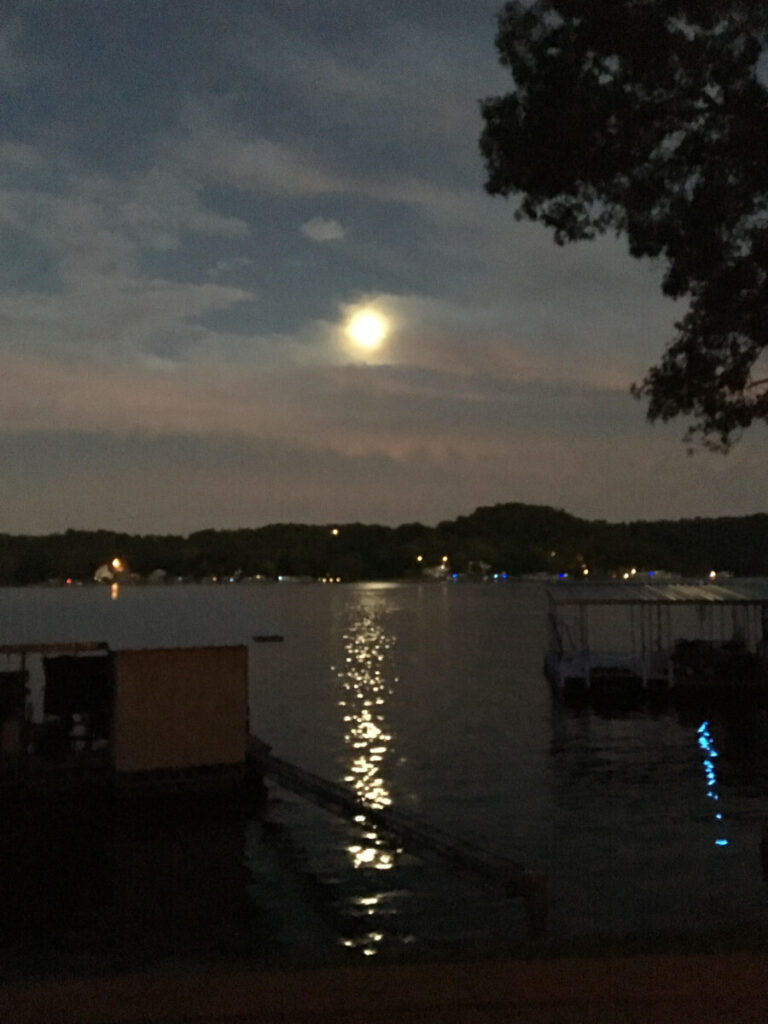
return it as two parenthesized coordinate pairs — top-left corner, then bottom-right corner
(1, 503), (767, 584)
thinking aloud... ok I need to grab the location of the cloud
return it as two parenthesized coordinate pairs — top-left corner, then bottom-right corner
(0, 142), (256, 362)
(207, 256), (256, 279)
(300, 217), (345, 242)
(167, 101), (468, 213)
(0, 147), (250, 282)
(0, 330), (661, 465)
(4, 411), (768, 535)
(331, 290), (652, 393)
(229, 6), (510, 163)
(0, 279), (253, 361)
(0, 15), (39, 89)
(121, 165), (249, 249)
(0, 140), (42, 168)
(171, 111), (344, 196)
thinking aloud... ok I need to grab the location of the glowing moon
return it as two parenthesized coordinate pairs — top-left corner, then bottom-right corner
(346, 309), (389, 350)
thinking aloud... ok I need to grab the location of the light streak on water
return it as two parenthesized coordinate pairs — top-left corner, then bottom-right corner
(334, 599), (399, 956)
(697, 721), (729, 848)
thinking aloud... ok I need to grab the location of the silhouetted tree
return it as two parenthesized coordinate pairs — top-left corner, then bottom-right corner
(480, 1), (768, 448)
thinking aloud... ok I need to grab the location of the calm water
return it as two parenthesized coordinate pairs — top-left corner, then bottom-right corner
(1, 580), (767, 972)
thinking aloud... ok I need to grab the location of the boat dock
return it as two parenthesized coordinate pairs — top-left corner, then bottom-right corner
(545, 580), (768, 699)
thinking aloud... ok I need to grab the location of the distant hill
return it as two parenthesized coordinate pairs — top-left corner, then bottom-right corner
(1, 503), (767, 584)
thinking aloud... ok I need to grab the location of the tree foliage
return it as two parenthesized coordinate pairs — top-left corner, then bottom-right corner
(479, 0), (768, 448)
(3, 505), (768, 582)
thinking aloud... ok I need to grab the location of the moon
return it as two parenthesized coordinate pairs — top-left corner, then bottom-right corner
(346, 309), (389, 351)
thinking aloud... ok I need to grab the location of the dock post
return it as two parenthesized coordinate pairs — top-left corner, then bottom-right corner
(579, 604), (590, 690)
(640, 605), (648, 689)
(518, 871), (548, 940)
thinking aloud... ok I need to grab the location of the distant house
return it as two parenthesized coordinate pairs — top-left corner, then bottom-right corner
(422, 563), (449, 580)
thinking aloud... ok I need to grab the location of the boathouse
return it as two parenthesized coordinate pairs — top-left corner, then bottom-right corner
(545, 580), (768, 699)
(0, 642), (249, 793)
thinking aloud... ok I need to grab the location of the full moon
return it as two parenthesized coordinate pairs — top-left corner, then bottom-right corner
(346, 309), (389, 350)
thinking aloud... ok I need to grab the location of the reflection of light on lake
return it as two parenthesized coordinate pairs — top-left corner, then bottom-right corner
(110, 583), (119, 601)
(335, 600), (399, 954)
(698, 721), (728, 847)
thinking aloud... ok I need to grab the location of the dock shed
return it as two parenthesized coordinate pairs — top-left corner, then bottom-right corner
(0, 642), (249, 793)
(112, 645), (248, 775)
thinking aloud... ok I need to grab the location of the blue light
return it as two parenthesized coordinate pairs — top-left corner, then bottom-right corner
(698, 722), (727, 842)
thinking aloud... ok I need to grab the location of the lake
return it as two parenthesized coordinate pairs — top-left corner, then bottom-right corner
(1, 580), (767, 972)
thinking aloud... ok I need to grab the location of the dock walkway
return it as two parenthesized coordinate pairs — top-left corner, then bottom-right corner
(262, 752), (546, 934)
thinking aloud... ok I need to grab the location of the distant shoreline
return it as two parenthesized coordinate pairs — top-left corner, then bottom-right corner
(2, 502), (768, 585)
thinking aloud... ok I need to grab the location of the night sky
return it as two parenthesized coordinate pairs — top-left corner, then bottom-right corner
(2, 0), (766, 534)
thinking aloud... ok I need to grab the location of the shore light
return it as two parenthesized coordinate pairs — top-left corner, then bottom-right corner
(331, 528), (339, 536)
(441, 555), (448, 563)
(416, 555), (423, 563)
(709, 570), (717, 580)
(111, 557), (123, 571)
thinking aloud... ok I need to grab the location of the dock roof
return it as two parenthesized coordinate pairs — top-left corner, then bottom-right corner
(0, 641), (109, 656)
(547, 579), (768, 606)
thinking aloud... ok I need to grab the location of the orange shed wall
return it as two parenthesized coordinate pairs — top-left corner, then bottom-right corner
(112, 646), (248, 773)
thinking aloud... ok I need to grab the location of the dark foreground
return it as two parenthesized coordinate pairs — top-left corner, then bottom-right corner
(1, 950), (767, 1024)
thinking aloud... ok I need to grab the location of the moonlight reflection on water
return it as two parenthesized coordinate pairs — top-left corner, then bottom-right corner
(334, 597), (402, 955)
